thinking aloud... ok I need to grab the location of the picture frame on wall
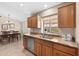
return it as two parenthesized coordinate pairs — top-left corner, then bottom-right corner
(2, 24), (8, 30)
(8, 23), (15, 29)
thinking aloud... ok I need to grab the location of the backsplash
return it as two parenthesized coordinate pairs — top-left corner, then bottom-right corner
(30, 28), (75, 38)
(30, 28), (41, 33)
(59, 28), (75, 38)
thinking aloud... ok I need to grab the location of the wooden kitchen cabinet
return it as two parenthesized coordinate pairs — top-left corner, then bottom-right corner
(23, 35), (78, 56)
(58, 3), (76, 28)
(34, 39), (42, 56)
(53, 43), (78, 56)
(42, 41), (52, 56)
(31, 16), (37, 28)
(35, 39), (52, 56)
(27, 15), (40, 28)
(42, 45), (52, 56)
(53, 49), (71, 56)
(27, 17), (32, 28)
(23, 35), (28, 49)
(78, 49), (79, 56)
(27, 16), (37, 28)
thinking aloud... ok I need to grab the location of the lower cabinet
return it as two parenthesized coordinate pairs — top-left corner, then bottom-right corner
(42, 41), (52, 56)
(34, 39), (78, 56)
(34, 41), (42, 56)
(23, 36), (35, 53)
(23, 35), (78, 56)
(78, 49), (79, 56)
(42, 45), (52, 56)
(53, 49), (71, 56)
(53, 43), (78, 56)
(23, 35), (28, 49)
(34, 39), (52, 56)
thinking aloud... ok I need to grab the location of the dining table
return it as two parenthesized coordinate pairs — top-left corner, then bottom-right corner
(0, 32), (21, 43)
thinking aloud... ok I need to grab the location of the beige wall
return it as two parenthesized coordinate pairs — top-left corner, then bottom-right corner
(0, 16), (21, 32)
(76, 3), (79, 43)
(40, 7), (58, 17)
(22, 20), (30, 34)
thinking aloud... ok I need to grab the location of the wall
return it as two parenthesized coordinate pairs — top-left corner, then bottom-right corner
(0, 16), (21, 32)
(22, 20), (30, 34)
(76, 3), (79, 43)
(40, 7), (58, 17)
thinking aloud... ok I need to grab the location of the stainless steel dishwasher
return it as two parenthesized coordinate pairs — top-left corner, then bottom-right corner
(27, 37), (34, 52)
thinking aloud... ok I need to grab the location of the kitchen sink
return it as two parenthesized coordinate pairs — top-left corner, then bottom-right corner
(40, 34), (53, 39)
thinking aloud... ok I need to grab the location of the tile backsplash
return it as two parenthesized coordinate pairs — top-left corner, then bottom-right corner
(59, 28), (75, 37)
(30, 28), (41, 33)
(30, 28), (75, 38)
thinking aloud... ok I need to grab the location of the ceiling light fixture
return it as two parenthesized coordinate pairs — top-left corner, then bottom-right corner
(44, 4), (48, 8)
(20, 3), (24, 7)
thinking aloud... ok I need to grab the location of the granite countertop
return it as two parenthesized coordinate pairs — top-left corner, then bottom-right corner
(24, 33), (79, 48)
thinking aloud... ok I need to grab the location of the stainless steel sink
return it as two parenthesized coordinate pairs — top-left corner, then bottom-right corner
(40, 34), (53, 39)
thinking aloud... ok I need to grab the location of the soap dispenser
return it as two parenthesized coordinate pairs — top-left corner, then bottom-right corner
(66, 34), (72, 41)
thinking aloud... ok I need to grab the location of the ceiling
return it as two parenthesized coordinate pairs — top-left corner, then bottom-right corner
(0, 2), (62, 21)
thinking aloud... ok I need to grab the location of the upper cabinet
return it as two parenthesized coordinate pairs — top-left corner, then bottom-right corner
(27, 15), (41, 28)
(27, 3), (76, 28)
(58, 3), (76, 28)
(27, 17), (32, 28)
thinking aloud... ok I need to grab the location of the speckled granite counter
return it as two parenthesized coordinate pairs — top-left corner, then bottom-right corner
(24, 34), (79, 48)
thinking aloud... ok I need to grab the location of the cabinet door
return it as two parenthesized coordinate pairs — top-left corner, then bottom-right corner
(45, 46), (52, 56)
(58, 3), (76, 28)
(23, 36), (28, 49)
(42, 45), (52, 56)
(78, 49), (79, 56)
(53, 43), (77, 55)
(67, 3), (76, 27)
(42, 45), (46, 56)
(27, 17), (32, 28)
(53, 49), (71, 56)
(35, 42), (42, 56)
(42, 41), (52, 56)
(58, 6), (68, 28)
(31, 16), (37, 28)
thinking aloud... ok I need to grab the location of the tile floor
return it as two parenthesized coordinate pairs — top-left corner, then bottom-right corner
(0, 40), (34, 56)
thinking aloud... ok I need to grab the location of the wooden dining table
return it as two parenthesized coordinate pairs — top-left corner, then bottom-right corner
(0, 32), (21, 43)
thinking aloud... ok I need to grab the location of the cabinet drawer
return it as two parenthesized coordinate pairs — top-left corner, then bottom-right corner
(42, 45), (52, 56)
(53, 49), (71, 56)
(42, 40), (52, 47)
(35, 42), (42, 56)
(35, 39), (41, 43)
(53, 43), (77, 55)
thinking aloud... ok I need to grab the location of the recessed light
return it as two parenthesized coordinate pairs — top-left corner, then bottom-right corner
(44, 4), (48, 8)
(20, 3), (24, 7)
